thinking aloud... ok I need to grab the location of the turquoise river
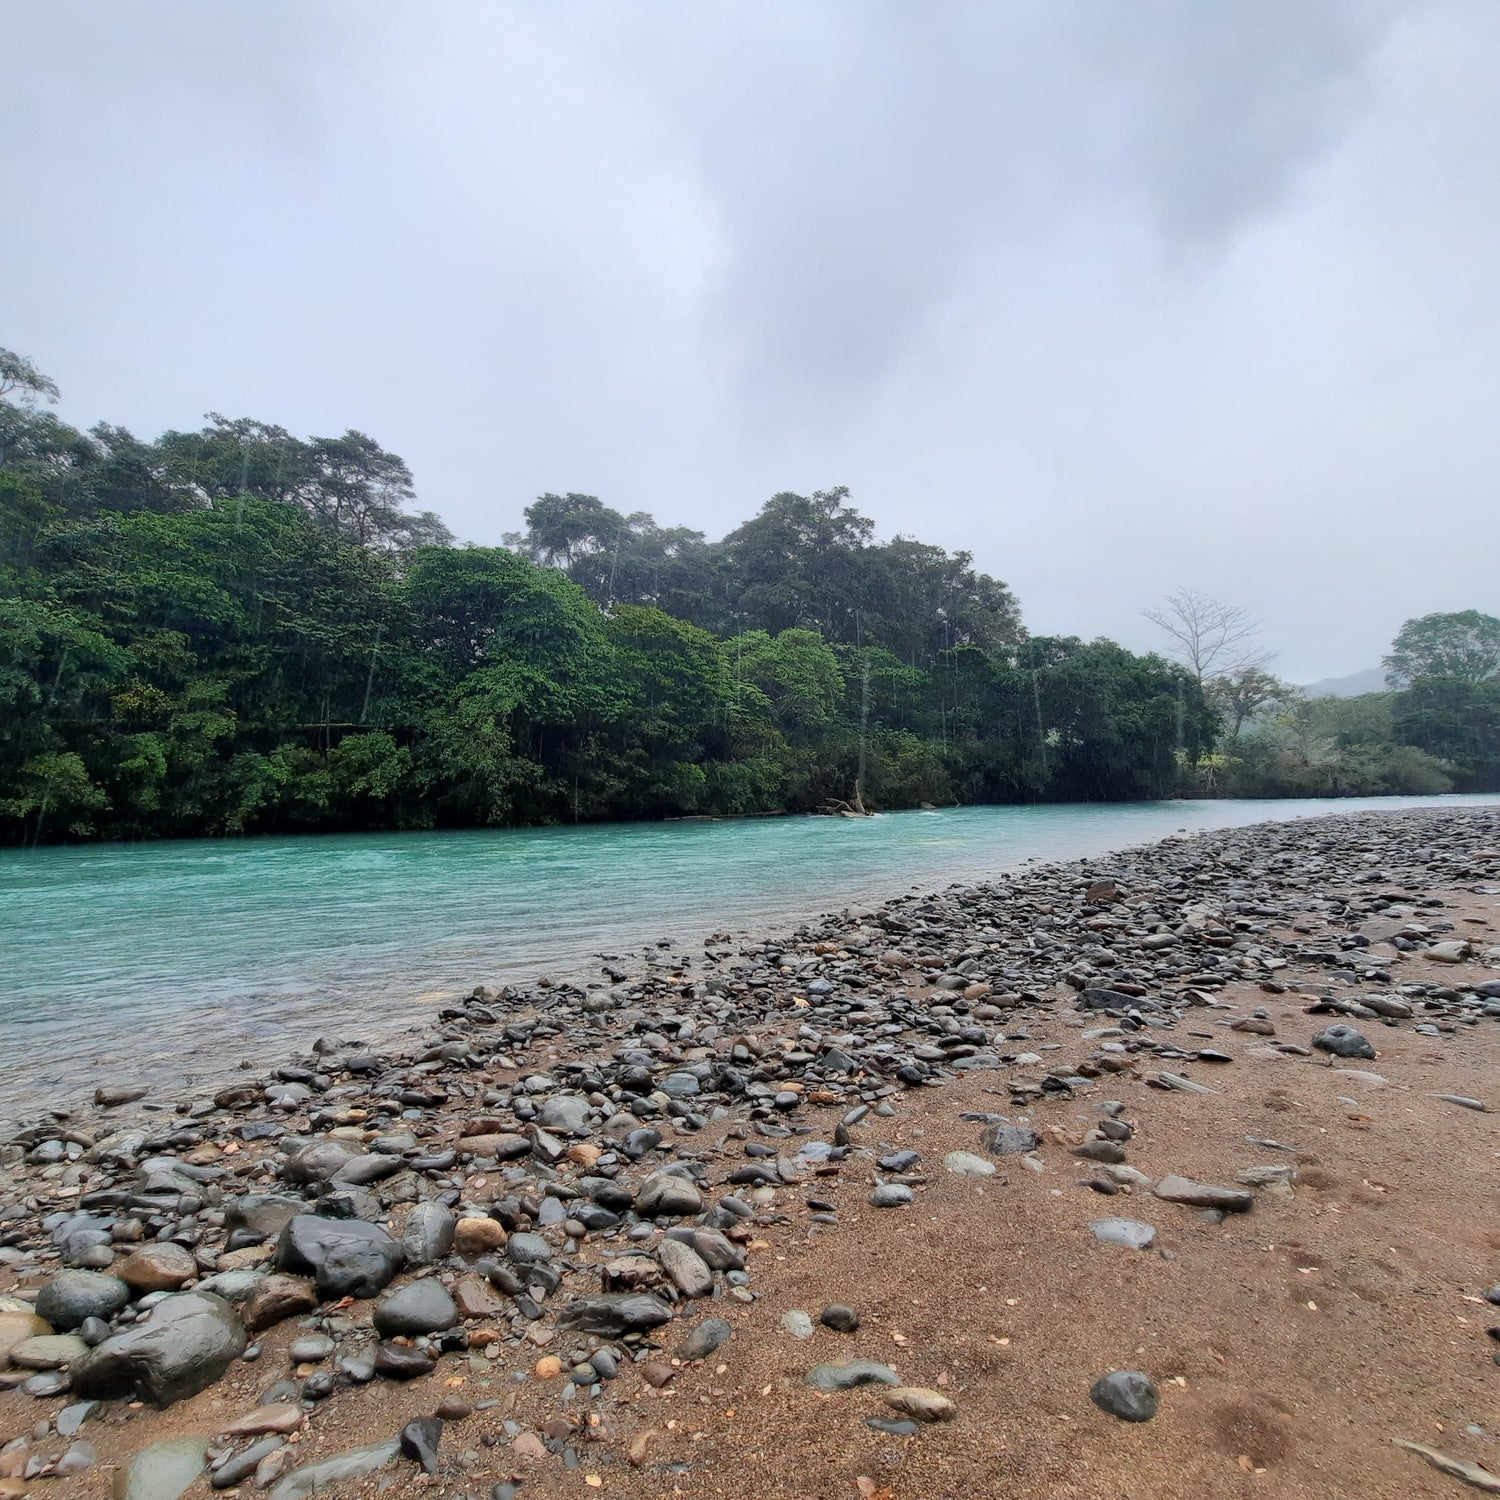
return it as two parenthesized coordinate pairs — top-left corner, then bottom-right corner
(3, 793), (1499, 1120)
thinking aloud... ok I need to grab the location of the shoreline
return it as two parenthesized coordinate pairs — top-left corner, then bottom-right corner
(5, 794), (1500, 1127)
(1, 803), (1498, 1497)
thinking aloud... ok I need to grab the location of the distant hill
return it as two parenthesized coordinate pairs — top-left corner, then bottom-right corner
(1303, 667), (1388, 698)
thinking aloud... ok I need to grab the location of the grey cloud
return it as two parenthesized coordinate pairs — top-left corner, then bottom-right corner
(2, 0), (1496, 681)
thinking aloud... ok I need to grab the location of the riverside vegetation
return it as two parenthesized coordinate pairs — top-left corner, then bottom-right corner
(2, 347), (1496, 845)
(0, 805), (1497, 1497)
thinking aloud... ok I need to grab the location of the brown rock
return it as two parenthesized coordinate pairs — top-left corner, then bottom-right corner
(453, 1217), (508, 1256)
(242, 1274), (319, 1334)
(457, 1134), (531, 1161)
(534, 1355), (563, 1379)
(640, 1361), (675, 1388)
(435, 1396), (473, 1421)
(220, 1404), (306, 1437)
(512, 1432), (547, 1461)
(118, 1243), (197, 1293)
(0, 1310), (52, 1369)
(454, 1278), (507, 1320)
(1232, 1017), (1276, 1035)
(886, 1387), (957, 1422)
(628, 1428), (662, 1466)
(600, 1254), (661, 1291)
(215, 1245), (273, 1273)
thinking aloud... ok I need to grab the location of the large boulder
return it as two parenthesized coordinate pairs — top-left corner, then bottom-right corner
(70, 1292), (247, 1407)
(275, 1216), (404, 1299)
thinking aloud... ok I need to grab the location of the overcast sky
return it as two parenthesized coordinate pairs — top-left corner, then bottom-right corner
(4, 0), (1497, 680)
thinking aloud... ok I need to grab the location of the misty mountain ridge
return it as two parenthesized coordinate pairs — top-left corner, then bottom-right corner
(1301, 667), (1388, 698)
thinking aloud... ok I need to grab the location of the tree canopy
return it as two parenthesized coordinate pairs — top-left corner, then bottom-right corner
(4, 345), (1490, 844)
(1383, 610), (1500, 687)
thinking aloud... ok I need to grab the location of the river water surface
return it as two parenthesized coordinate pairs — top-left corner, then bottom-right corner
(4, 794), (1498, 1118)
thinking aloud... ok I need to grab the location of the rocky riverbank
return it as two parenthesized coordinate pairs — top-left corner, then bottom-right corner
(2, 806), (1500, 1499)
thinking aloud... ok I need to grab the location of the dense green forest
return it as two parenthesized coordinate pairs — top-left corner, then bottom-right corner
(1, 348), (1494, 844)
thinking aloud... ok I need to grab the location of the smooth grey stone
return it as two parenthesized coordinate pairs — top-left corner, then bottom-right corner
(336, 1348), (377, 1383)
(1089, 1369), (1159, 1422)
(943, 1151), (996, 1177)
(10, 1333), (91, 1369)
(820, 1304), (860, 1333)
(224, 1195), (304, 1240)
(114, 1437), (208, 1500)
(77, 1316), (113, 1346)
(400, 1416), (443, 1474)
(804, 1359), (901, 1392)
(22, 1371), (71, 1397)
(1152, 1175), (1254, 1213)
(281, 1142), (357, 1184)
(1076, 987), (1145, 1012)
(676, 1317), (732, 1361)
(658, 1239), (713, 1298)
(869, 1184), (913, 1207)
(1090, 1218), (1157, 1249)
(538, 1096), (590, 1135)
(372, 1281), (458, 1337)
(36, 1271), (131, 1331)
(55, 1399), (99, 1436)
(267, 1439), (400, 1500)
(635, 1173), (703, 1218)
(1313, 1025), (1376, 1060)
(981, 1123), (1042, 1156)
(196, 1269), (266, 1305)
(781, 1310), (816, 1339)
(396, 1194), (453, 1266)
(211, 1435), (284, 1488)
(507, 1232), (552, 1266)
(54, 1438), (98, 1476)
(288, 1334), (334, 1363)
(332, 1154), (403, 1186)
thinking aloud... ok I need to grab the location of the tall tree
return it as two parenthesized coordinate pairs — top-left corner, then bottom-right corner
(1383, 610), (1500, 687)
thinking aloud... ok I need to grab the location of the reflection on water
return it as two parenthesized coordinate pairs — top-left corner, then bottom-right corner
(2, 794), (1497, 1116)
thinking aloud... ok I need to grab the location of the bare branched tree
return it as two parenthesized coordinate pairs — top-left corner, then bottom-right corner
(1144, 588), (1270, 682)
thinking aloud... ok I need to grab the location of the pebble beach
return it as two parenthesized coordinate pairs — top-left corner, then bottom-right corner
(3, 804), (1500, 1499)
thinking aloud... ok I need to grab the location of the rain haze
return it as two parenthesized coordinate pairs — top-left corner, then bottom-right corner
(3, 0), (1497, 681)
